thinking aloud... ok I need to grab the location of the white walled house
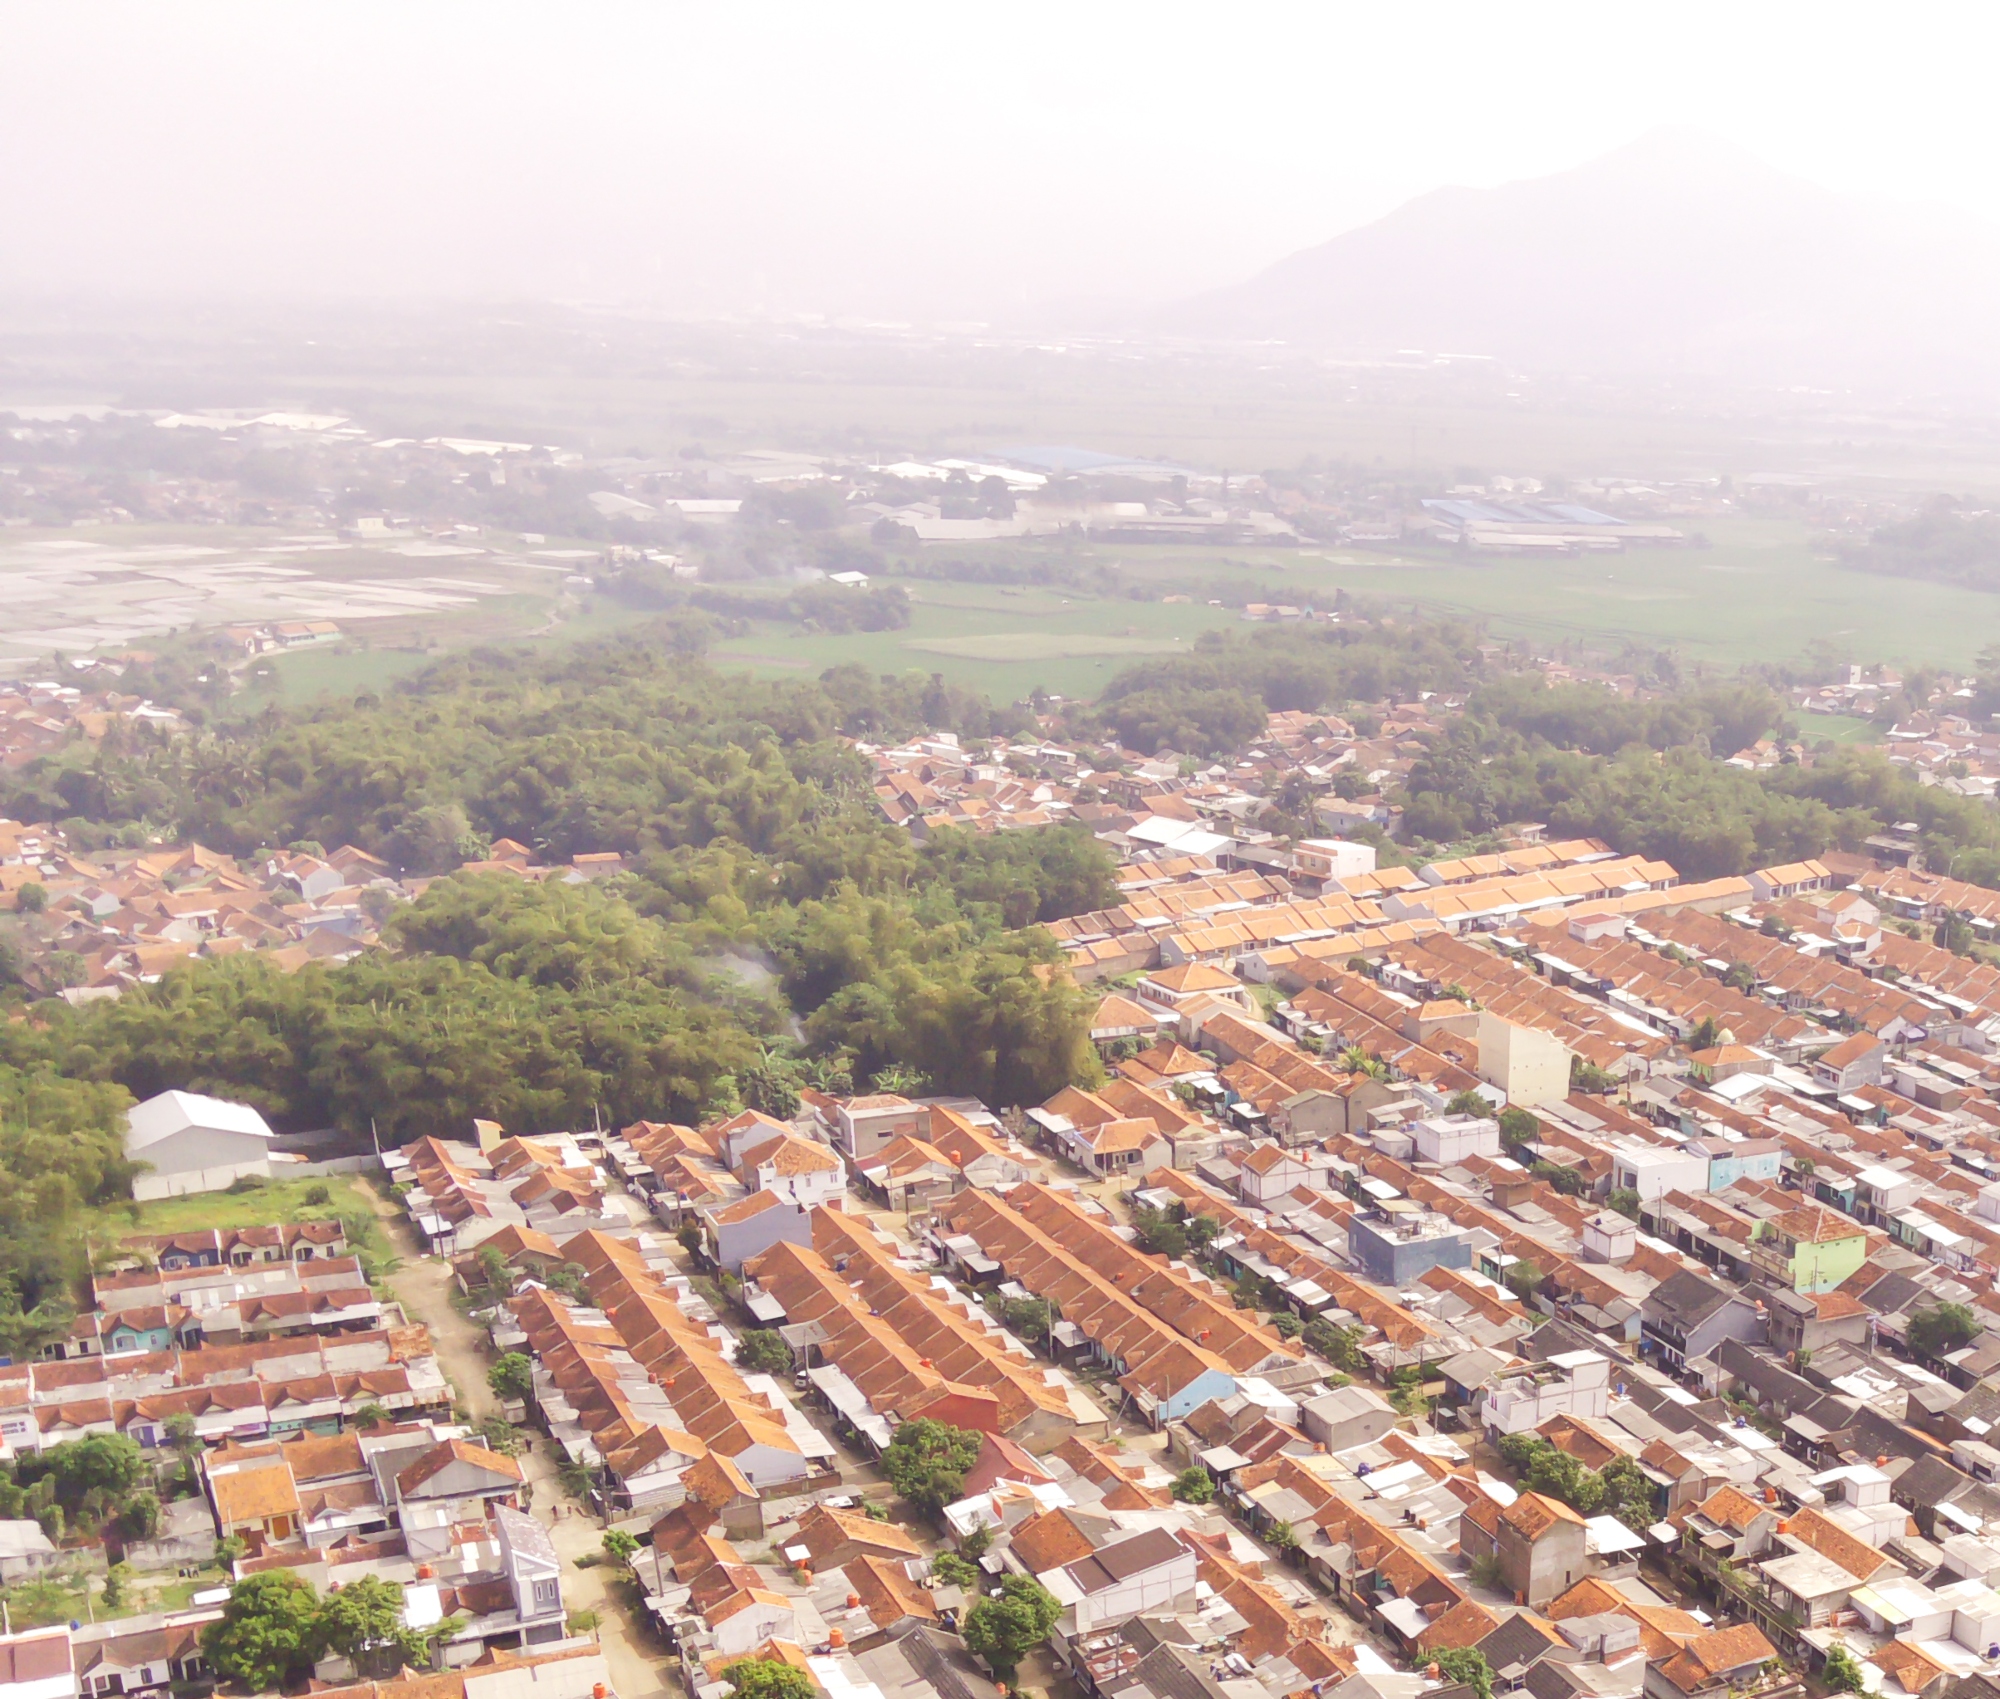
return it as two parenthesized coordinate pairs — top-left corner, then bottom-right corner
(1609, 1139), (1708, 1203)
(1237, 1143), (1311, 1204)
(735, 1133), (846, 1210)
(1411, 1114), (1500, 1166)
(1581, 1211), (1638, 1264)
(126, 1090), (278, 1197)
(1483, 1350), (1612, 1437)
(1046, 1528), (1197, 1633)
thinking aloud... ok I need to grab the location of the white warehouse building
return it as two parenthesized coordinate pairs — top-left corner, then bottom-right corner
(126, 1090), (279, 1198)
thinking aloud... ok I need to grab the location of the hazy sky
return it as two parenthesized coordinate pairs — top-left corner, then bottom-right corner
(6, 3), (2000, 322)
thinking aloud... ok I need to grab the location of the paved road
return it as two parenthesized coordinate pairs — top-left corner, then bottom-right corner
(360, 1184), (680, 1699)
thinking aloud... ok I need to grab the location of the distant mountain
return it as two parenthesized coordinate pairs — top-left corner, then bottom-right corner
(1167, 129), (2000, 391)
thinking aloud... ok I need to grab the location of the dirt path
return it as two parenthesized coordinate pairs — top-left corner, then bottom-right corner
(361, 1188), (496, 1419)
(358, 1186), (679, 1699)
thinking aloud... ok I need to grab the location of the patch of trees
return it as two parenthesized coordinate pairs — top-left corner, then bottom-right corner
(0, 1434), (157, 1546)
(1908, 1301), (1982, 1359)
(1400, 728), (1850, 877)
(879, 1417), (984, 1517)
(1130, 1202), (1221, 1261)
(734, 1330), (794, 1375)
(203, 1571), (464, 1690)
(723, 1661), (816, 1699)
(963, 1574), (1062, 1683)
(1, 630), (1113, 1131)
(1077, 622), (1485, 756)
(0, 1067), (135, 1358)
(1496, 1432), (1654, 1530)
(1468, 676), (1787, 760)
(917, 823), (1118, 929)
(0, 634), (1026, 857)
(1840, 498), (2000, 592)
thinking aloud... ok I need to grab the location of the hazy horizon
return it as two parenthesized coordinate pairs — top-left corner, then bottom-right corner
(9, 3), (2000, 325)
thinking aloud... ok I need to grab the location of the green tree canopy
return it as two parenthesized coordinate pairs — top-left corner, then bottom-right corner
(314, 1574), (426, 1675)
(1909, 1302), (1983, 1359)
(962, 1574), (1062, 1680)
(1430, 1647), (1494, 1699)
(487, 1353), (534, 1402)
(880, 1418), (984, 1517)
(201, 1571), (323, 1692)
(734, 1330), (793, 1376)
(722, 1658), (816, 1699)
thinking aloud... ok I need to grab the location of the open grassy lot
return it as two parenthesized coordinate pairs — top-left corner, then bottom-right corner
(1801, 713), (1883, 744)
(0, 1568), (216, 1630)
(89, 1174), (401, 1282)
(707, 577), (1236, 703)
(93, 1173), (377, 1237)
(240, 644), (433, 704)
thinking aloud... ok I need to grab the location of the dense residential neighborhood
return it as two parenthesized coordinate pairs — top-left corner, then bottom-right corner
(18, 766), (2000, 1699)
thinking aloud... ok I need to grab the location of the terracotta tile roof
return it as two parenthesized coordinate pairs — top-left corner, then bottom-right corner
(1460, 1493), (1504, 1540)
(1547, 1577), (1702, 1662)
(1692, 1484), (1770, 1535)
(1083, 1118), (1161, 1154)
(709, 1189), (792, 1225)
(1009, 1507), (1099, 1573)
(1773, 1206), (1865, 1244)
(1501, 1490), (1584, 1538)
(395, 1437), (523, 1494)
(1656, 1624), (1778, 1694)
(844, 1552), (938, 1631)
(1785, 1504), (1889, 1581)
(1871, 1638), (1957, 1692)
(1415, 1597), (1501, 1652)
(210, 1460), (300, 1525)
(795, 1503), (924, 1565)
(1809, 1291), (1869, 1320)
(1091, 993), (1160, 1032)
(739, 1133), (841, 1177)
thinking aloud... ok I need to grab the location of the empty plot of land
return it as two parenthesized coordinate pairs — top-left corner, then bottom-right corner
(904, 632), (1192, 660)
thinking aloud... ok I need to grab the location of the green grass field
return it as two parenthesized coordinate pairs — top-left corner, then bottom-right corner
(1090, 517), (2000, 673)
(1801, 713), (1882, 744)
(240, 645), (434, 705)
(95, 1173), (377, 1238)
(90, 1175), (400, 1284)
(697, 518), (2000, 703)
(708, 579), (1236, 702)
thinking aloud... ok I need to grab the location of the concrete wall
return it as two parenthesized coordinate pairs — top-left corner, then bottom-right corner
(134, 1158), (270, 1200)
(1349, 1216), (1472, 1284)
(713, 1201), (813, 1274)
(1478, 1012), (1573, 1109)
(1501, 1516), (1587, 1609)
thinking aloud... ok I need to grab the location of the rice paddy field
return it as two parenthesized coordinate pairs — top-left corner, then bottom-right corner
(1231, 517), (2000, 670)
(698, 515), (2000, 705)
